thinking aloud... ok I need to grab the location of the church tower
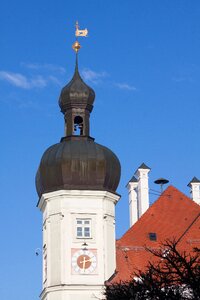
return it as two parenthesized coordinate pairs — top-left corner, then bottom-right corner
(36, 26), (121, 300)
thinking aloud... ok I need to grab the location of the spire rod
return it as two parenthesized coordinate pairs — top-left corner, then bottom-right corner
(75, 52), (79, 73)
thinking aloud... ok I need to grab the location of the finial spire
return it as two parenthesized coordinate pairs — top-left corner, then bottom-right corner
(72, 40), (81, 53)
(72, 21), (88, 53)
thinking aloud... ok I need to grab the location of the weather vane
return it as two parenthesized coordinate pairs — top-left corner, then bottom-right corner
(72, 21), (88, 53)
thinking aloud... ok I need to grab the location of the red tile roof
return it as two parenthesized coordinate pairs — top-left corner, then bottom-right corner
(111, 186), (200, 283)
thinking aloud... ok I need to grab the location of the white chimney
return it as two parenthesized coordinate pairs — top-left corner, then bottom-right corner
(188, 177), (200, 205)
(127, 163), (151, 227)
(126, 176), (138, 227)
(135, 163), (150, 218)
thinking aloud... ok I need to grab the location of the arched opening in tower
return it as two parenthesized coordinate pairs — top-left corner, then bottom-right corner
(74, 115), (83, 135)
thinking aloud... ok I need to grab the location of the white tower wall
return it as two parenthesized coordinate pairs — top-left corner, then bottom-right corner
(38, 190), (120, 300)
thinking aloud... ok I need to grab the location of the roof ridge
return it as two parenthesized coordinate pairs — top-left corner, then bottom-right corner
(162, 185), (194, 202)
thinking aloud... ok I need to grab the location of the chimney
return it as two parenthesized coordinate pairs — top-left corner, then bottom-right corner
(135, 163), (151, 218)
(126, 163), (151, 227)
(126, 176), (138, 227)
(188, 177), (200, 205)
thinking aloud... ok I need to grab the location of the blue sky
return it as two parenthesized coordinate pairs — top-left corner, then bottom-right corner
(1, 1), (200, 299)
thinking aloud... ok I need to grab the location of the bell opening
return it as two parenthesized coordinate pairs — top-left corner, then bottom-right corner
(74, 115), (83, 136)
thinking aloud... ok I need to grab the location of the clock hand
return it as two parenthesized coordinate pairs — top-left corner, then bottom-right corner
(82, 256), (86, 270)
(84, 256), (94, 263)
(80, 256), (94, 264)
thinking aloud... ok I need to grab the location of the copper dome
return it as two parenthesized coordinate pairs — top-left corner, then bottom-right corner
(36, 137), (121, 197)
(59, 62), (95, 114)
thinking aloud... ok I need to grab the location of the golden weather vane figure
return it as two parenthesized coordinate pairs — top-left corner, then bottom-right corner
(75, 21), (88, 37)
(72, 21), (88, 53)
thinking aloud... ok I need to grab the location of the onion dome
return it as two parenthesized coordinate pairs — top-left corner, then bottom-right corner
(36, 51), (121, 198)
(59, 56), (95, 115)
(36, 137), (121, 197)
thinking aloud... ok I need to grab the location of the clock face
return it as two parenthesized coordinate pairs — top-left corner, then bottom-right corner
(71, 249), (97, 274)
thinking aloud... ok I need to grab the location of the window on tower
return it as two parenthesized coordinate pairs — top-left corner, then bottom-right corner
(76, 219), (91, 238)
